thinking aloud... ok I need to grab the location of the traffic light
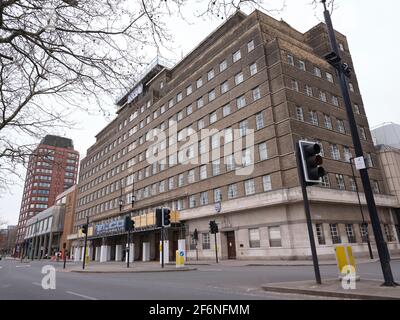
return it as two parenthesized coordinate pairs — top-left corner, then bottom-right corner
(298, 140), (326, 185)
(156, 208), (162, 227)
(81, 224), (88, 234)
(124, 215), (134, 232)
(324, 51), (341, 69)
(162, 208), (171, 227)
(193, 229), (198, 241)
(209, 221), (218, 234)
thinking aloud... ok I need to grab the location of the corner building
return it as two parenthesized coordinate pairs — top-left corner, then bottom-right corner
(72, 10), (400, 262)
(15, 135), (79, 255)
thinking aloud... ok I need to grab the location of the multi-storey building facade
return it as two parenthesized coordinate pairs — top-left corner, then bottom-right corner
(15, 135), (79, 255)
(71, 10), (400, 262)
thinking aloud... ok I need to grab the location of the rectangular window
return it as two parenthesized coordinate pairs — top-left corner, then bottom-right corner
(319, 91), (327, 102)
(224, 127), (233, 143)
(349, 177), (357, 192)
(330, 224), (341, 244)
(346, 224), (356, 243)
(228, 183), (238, 199)
(189, 195), (196, 208)
(187, 104), (193, 115)
(225, 154), (235, 172)
(237, 95), (246, 109)
(354, 104), (360, 114)
(221, 81), (229, 94)
(247, 40), (255, 52)
(202, 233), (210, 250)
(298, 60), (306, 71)
(259, 142), (268, 161)
(197, 97), (204, 109)
(188, 169), (195, 184)
(250, 62), (258, 76)
(207, 69), (215, 81)
(256, 111), (265, 130)
(291, 79), (299, 92)
(287, 54), (294, 66)
(326, 72), (334, 83)
(214, 188), (222, 203)
(296, 106), (304, 121)
(249, 228), (260, 248)
(222, 104), (231, 117)
(212, 160), (220, 176)
(269, 226), (282, 247)
(263, 175), (272, 192)
(234, 72), (244, 85)
(336, 174), (345, 190)
(314, 67), (322, 77)
(330, 144), (340, 160)
(186, 85), (192, 96)
(220, 60), (227, 72)
(305, 85), (313, 97)
(384, 225), (395, 242)
(200, 191), (208, 206)
(360, 127), (367, 140)
(332, 96), (339, 107)
(197, 77), (203, 89)
(210, 111), (217, 124)
(252, 87), (261, 101)
(208, 89), (216, 102)
(200, 165), (207, 180)
(337, 119), (346, 134)
(233, 50), (241, 63)
(244, 179), (256, 195)
(360, 224), (369, 243)
(316, 224), (326, 245)
(324, 114), (332, 130)
(372, 180), (380, 194)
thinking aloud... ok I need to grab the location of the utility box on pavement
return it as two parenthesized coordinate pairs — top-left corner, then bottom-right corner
(176, 250), (185, 268)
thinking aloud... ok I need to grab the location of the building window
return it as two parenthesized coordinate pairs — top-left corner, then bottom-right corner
(237, 95), (246, 109)
(247, 40), (255, 52)
(291, 79), (299, 92)
(332, 96), (339, 107)
(249, 228), (260, 248)
(212, 160), (220, 176)
(354, 104), (360, 114)
(346, 224), (357, 243)
(228, 184), (238, 199)
(209, 111), (217, 124)
(239, 120), (248, 137)
(324, 114), (332, 130)
(214, 188), (222, 203)
(189, 195), (196, 208)
(359, 127), (367, 140)
(305, 85), (313, 97)
(207, 69), (215, 81)
(197, 77), (203, 89)
(316, 224), (326, 245)
(224, 127), (233, 143)
(220, 60), (227, 72)
(360, 224), (369, 243)
(336, 174), (345, 190)
(222, 104), (231, 117)
(298, 60), (306, 71)
(337, 119), (346, 134)
(349, 177), (357, 192)
(256, 111), (265, 130)
(343, 147), (352, 162)
(233, 49), (241, 63)
(330, 224), (341, 244)
(221, 81), (229, 94)
(208, 89), (216, 102)
(197, 97), (204, 109)
(263, 175), (272, 192)
(339, 43), (345, 51)
(326, 72), (334, 83)
(250, 62), (258, 76)
(296, 106), (304, 121)
(202, 233), (210, 250)
(320, 175), (330, 188)
(188, 169), (195, 184)
(313, 67), (322, 77)
(269, 226), (282, 247)
(287, 54), (294, 66)
(259, 142), (268, 161)
(309, 110), (319, 126)
(244, 179), (256, 195)
(330, 144), (340, 160)
(200, 165), (207, 180)
(200, 191), (208, 206)
(365, 153), (374, 168)
(384, 225), (395, 242)
(252, 87), (261, 101)
(234, 72), (244, 85)
(372, 180), (380, 194)
(349, 83), (354, 92)
(225, 154), (235, 172)
(186, 84), (192, 96)
(319, 91), (327, 102)
(187, 104), (193, 115)
(177, 92), (183, 102)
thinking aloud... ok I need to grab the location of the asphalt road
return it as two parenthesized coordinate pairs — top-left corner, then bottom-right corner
(0, 259), (399, 300)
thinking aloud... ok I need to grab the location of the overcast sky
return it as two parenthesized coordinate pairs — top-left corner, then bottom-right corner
(1, 0), (399, 227)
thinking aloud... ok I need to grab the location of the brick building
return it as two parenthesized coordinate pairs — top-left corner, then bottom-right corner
(70, 10), (400, 262)
(15, 135), (79, 255)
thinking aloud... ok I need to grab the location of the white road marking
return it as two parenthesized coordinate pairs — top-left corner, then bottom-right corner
(66, 291), (98, 300)
(32, 282), (42, 287)
(16, 265), (31, 268)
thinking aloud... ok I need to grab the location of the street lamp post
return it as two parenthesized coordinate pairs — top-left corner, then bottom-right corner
(321, 0), (396, 286)
(349, 157), (374, 259)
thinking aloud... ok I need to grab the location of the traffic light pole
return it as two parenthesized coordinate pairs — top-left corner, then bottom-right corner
(82, 216), (89, 270)
(126, 229), (130, 268)
(296, 143), (322, 285)
(321, 0), (396, 286)
(214, 233), (218, 264)
(161, 226), (164, 269)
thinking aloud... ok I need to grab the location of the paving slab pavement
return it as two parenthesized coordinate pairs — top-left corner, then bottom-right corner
(262, 279), (400, 300)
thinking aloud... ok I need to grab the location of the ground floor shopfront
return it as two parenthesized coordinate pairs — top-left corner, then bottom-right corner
(22, 232), (62, 260)
(71, 225), (186, 263)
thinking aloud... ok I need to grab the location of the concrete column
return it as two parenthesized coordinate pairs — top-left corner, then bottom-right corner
(81, 246), (85, 261)
(115, 245), (122, 262)
(47, 232), (53, 257)
(106, 246), (111, 261)
(33, 236), (39, 260)
(100, 245), (108, 262)
(88, 246), (93, 261)
(30, 238), (36, 259)
(38, 235), (44, 259)
(125, 243), (134, 263)
(43, 234), (48, 258)
(143, 242), (150, 261)
(95, 247), (101, 261)
(74, 247), (80, 262)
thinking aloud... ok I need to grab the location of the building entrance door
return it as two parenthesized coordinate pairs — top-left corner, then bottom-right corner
(226, 231), (236, 259)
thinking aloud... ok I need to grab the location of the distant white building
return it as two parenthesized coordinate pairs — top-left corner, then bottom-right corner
(372, 123), (400, 149)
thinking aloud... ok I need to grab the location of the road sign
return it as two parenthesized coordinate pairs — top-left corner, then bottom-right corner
(354, 156), (366, 170)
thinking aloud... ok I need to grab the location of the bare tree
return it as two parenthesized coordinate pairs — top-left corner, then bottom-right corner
(1, 0), (279, 189)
